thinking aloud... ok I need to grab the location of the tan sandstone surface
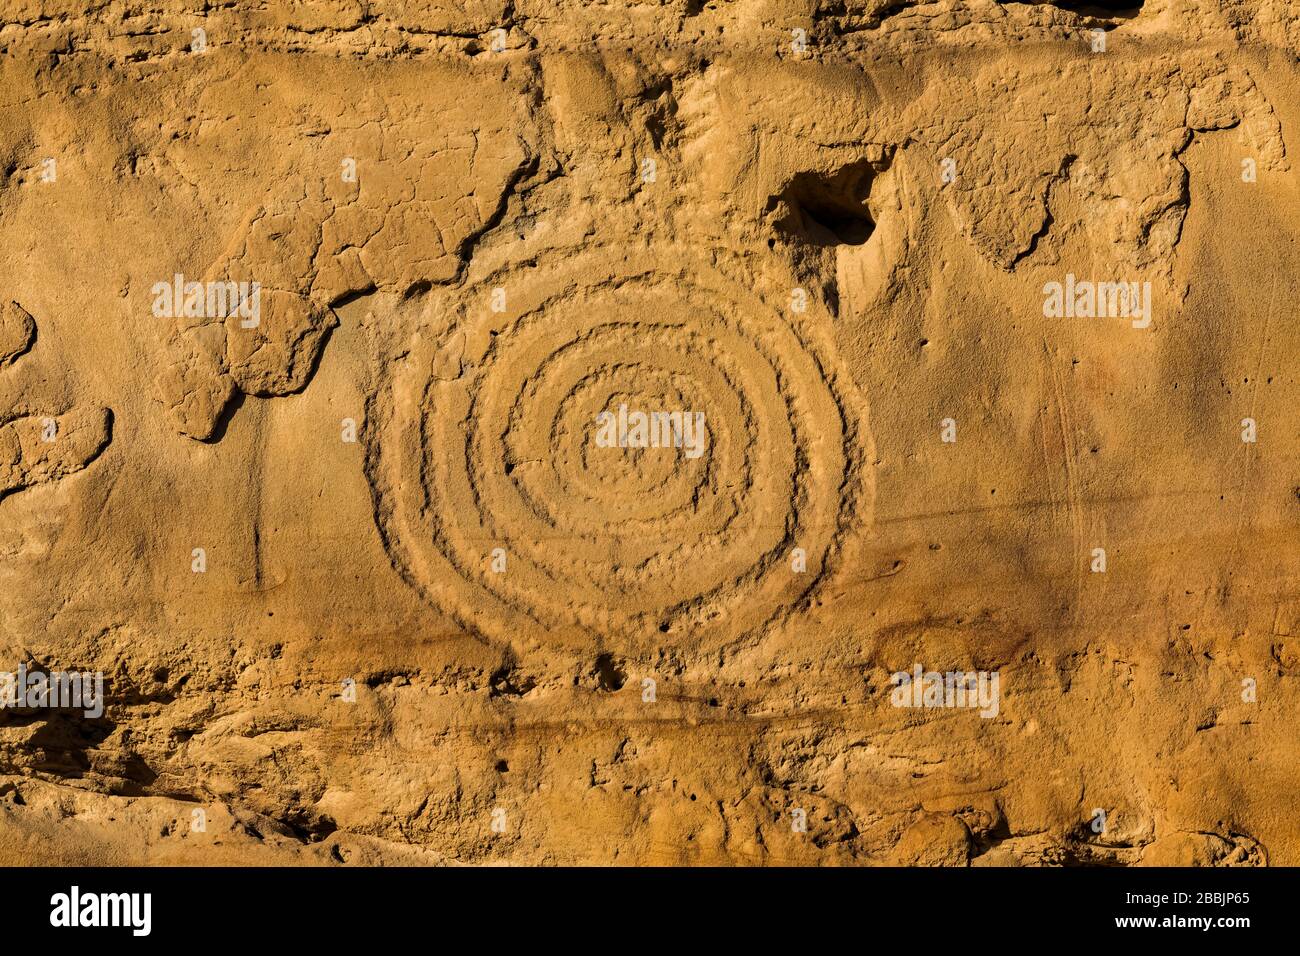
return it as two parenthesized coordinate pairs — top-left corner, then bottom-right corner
(0, 0), (1297, 866)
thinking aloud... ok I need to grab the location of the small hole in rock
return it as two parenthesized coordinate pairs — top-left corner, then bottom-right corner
(594, 653), (626, 691)
(768, 160), (879, 247)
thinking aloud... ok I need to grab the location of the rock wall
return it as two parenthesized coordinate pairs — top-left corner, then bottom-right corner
(0, 0), (1297, 865)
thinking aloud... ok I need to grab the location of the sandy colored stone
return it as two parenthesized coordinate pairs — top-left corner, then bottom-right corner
(0, 303), (35, 368)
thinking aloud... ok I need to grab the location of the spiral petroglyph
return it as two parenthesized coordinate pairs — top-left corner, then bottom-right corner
(369, 245), (873, 651)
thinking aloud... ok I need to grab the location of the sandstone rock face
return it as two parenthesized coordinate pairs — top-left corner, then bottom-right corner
(0, 0), (1297, 866)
